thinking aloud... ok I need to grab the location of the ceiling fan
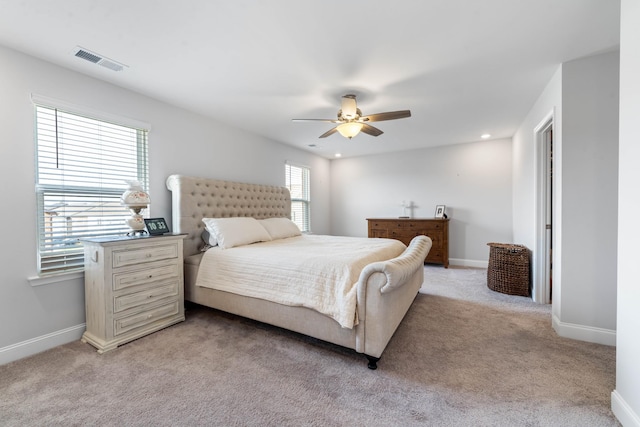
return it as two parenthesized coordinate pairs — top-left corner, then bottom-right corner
(293, 94), (411, 139)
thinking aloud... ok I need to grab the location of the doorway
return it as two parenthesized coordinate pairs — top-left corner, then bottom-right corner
(534, 112), (554, 304)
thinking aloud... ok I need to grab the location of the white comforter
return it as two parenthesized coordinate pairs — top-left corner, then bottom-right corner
(195, 234), (406, 328)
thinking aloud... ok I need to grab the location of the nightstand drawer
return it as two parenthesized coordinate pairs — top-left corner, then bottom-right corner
(113, 281), (179, 313)
(114, 301), (180, 336)
(112, 264), (180, 291)
(112, 243), (178, 268)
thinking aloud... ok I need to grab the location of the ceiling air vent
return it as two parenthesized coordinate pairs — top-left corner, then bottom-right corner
(73, 47), (126, 72)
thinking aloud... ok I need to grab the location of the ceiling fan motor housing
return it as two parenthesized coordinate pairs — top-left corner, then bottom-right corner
(341, 94), (359, 120)
(338, 108), (362, 121)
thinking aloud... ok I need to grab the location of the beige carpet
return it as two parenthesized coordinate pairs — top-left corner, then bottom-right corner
(0, 266), (619, 426)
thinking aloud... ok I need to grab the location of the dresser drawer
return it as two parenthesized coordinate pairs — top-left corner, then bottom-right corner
(367, 218), (449, 267)
(114, 301), (180, 336)
(391, 221), (420, 229)
(369, 229), (389, 238)
(368, 220), (390, 229)
(389, 229), (442, 244)
(113, 281), (179, 313)
(427, 249), (444, 262)
(389, 229), (414, 239)
(421, 222), (443, 231)
(112, 243), (178, 268)
(112, 264), (180, 291)
(427, 232), (443, 249)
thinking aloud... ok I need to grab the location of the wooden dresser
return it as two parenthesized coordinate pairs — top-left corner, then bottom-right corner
(367, 218), (449, 267)
(81, 234), (186, 353)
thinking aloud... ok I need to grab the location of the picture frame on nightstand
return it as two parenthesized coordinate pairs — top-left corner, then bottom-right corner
(144, 217), (170, 235)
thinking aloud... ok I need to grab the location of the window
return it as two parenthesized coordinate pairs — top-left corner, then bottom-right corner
(285, 163), (310, 232)
(35, 104), (149, 275)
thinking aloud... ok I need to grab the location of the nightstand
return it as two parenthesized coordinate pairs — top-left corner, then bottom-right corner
(80, 234), (186, 353)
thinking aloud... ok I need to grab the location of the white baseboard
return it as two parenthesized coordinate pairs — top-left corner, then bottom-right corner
(612, 390), (640, 427)
(552, 313), (616, 346)
(0, 323), (85, 366)
(449, 258), (488, 269)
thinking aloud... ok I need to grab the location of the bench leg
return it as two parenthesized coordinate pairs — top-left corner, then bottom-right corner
(366, 355), (380, 370)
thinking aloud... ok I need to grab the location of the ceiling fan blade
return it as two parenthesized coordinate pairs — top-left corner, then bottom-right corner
(319, 127), (339, 138)
(361, 123), (383, 137)
(361, 110), (411, 122)
(292, 118), (340, 123)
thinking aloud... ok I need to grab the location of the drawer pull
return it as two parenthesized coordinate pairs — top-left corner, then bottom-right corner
(148, 274), (153, 278)
(148, 294), (153, 299)
(147, 314), (153, 319)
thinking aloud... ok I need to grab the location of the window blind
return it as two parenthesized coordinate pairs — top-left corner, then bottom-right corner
(35, 105), (149, 275)
(285, 163), (310, 232)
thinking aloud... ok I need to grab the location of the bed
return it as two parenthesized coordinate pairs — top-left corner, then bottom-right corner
(166, 174), (432, 369)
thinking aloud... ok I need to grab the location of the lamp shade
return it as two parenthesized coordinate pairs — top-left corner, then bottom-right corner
(337, 122), (363, 139)
(121, 180), (150, 208)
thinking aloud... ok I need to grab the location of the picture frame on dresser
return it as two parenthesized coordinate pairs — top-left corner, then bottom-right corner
(434, 205), (446, 218)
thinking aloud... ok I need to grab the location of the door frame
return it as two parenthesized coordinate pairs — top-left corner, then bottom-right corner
(533, 110), (554, 304)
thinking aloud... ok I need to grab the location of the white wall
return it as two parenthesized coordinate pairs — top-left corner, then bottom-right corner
(612, 1), (640, 425)
(0, 45), (330, 363)
(330, 139), (513, 265)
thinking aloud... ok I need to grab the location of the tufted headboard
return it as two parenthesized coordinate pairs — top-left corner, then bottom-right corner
(165, 175), (292, 257)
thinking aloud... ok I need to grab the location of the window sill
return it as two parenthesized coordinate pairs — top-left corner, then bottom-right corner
(28, 271), (84, 287)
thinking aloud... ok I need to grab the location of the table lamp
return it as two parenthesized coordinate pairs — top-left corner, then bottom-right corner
(121, 180), (150, 235)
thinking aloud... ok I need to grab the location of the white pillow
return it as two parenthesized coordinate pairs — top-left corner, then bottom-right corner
(201, 229), (218, 247)
(259, 217), (302, 240)
(202, 217), (271, 249)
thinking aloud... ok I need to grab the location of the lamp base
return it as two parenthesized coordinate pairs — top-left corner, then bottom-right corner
(125, 211), (147, 234)
(126, 229), (148, 237)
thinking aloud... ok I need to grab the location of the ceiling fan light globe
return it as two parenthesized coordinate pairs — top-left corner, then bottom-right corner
(337, 122), (363, 139)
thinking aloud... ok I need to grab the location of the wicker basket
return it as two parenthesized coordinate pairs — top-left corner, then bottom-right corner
(486, 243), (531, 297)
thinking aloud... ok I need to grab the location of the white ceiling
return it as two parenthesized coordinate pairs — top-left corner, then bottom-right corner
(0, 0), (620, 159)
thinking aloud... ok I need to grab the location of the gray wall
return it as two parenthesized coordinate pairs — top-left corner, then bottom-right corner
(0, 45), (330, 362)
(330, 138), (513, 266)
(561, 51), (619, 333)
(512, 50), (619, 345)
